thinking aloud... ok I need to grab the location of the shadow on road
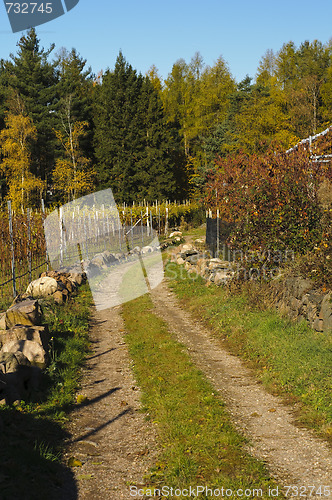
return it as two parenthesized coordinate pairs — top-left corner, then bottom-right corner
(0, 406), (78, 500)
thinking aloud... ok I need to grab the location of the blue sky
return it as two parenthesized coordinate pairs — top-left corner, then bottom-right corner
(1, 0), (332, 83)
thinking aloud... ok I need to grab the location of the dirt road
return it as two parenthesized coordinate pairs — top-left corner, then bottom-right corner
(59, 275), (332, 498)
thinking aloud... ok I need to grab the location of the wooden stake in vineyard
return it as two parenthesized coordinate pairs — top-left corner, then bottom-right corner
(7, 200), (17, 298)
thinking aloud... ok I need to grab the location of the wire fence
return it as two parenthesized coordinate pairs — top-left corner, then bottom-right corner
(0, 201), (48, 309)
(0, 199), (203, 311)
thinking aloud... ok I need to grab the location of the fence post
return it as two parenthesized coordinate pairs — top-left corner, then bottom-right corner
(165, 207), (169, 236)
(83, 210), (89, 259)
(130, 209), (133, 249)
(146, 206), (149, 236)
(141, 210), (144, 247)
(41, 199), (49, 271)
(217, 208), (220, 259)
(27, 208), (32, 283)
(59, 206), (64, 267)
(118, 214), (122, 251)
(7, 200), (17, 298)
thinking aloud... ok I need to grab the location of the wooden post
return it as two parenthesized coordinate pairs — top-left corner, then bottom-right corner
(27, 208), (32, 283)
(146, 205), (149, 236)
(141, 210), (144, 247)
(165, 207), (169, 236)
(7, 200), (17, 298)
(158, 206), (161, 235)
(217, 208), (220, 259)
(118, 214), (122, 251)
(130, 209), (133, 249)
(59, 206), (64, 267)
(41, 199), (49, 271)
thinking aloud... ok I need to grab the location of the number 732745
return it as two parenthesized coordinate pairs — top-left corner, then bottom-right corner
(6, 3), (53, 14)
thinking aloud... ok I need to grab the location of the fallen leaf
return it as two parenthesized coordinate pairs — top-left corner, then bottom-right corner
(68, 457), (83, 467)
(76, 394), (89, 405)
(77, 474), (94, 480)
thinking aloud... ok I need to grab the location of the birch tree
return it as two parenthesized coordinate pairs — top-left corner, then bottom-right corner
(0, 97), (44, 210)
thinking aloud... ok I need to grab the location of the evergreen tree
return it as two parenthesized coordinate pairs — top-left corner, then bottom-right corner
(94, 52), (180, 202)
(135, 76), (177, 200)
(2, 28), (58, 187)
(55, 47), (95, 161)
(94, 52), (143, 202)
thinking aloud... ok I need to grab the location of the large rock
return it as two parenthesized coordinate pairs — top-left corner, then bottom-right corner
(0, 325), (49, 351)
(57, 275), (75, 293)
(0, 313), (6, 330)
(214, 270), (230, 286)
(142, 246), (153, 254)
(0, 351), (42, 405)
(68, 272), (85, 286)
(208, 258), (229, 270)
(100, 251), (118, 265)
(1, 339), (47, 369)
(52, 290), (65, 305)
(1, 299), (40, 329)
(90, 253), (108, 269)
(181, 243), (194, 253)
(169, 231), (182, 238)
(319, 293), (332, 332)
(185, 254), (199, 264)
(26, 277), (58, 298)
(0, 350), (30, 371)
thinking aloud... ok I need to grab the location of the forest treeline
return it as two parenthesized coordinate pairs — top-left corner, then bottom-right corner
(1, 29), (332, 209)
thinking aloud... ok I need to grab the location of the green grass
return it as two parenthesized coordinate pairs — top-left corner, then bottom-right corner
(182, 222), (207, 240)
(0, 284), (93, 499)
(165, 261), (332, 441)
(122, 293), (282, 499)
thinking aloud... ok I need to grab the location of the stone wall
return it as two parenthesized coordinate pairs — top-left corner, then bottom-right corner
(170, 242), (332, 333)
(269, 276), (332, 333)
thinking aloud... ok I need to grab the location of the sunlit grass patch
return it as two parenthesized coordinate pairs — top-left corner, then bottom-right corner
(122, 293), (280, 496)
(165, 261), (332, 440)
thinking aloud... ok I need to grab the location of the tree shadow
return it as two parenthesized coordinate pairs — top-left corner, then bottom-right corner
(0, 406), (78, 500)
(86, 347), (115, 360)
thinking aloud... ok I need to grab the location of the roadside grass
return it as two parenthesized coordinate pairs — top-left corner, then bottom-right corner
(182, 223), (207, 241)
(122, 293), (282, 498)
(165, 262), (332, 441)
(0, 284), (93, 499)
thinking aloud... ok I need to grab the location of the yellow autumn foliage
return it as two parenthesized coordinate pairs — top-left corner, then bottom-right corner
(0, 112), (45, 210)
(53, 120), (95, 202)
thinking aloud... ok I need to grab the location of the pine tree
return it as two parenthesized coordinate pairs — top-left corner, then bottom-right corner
(55, 47), (95, 161)
(94, 52), (140, 201)
(135, 76), (177, 200)
(2, 28), (58, 187)
(93, 52), (183, 202)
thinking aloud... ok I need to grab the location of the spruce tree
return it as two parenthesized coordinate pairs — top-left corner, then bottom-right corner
(94, 52), (183, 202)
(2, 28), (58, 187)
(55, 48), (95, 161)
(135, 76), (176, 200)
(94, 53), (143, 202)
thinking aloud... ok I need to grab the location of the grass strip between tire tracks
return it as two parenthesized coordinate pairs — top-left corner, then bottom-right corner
(122, 293), (282, 499)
